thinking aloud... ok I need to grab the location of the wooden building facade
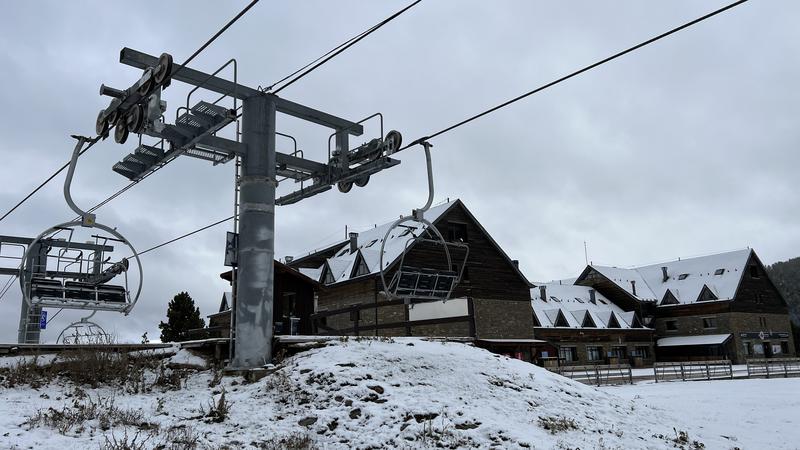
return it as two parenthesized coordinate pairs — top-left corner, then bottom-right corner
(288, 199), (540, 360)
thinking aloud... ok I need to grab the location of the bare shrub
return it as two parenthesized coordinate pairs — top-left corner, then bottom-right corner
(152, 424), (202, 450)
(256, 432), (317, 450)
(0, 354), (55, 388)
(153, 362), (186, 391)
(201, 388), (232, 423)
(25, 395), (147, 434)
(538, 415), (578, 434)
(102, 429), (152, 450)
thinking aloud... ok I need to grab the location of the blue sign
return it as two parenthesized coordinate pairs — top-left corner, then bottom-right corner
(39, 310), (47, 329)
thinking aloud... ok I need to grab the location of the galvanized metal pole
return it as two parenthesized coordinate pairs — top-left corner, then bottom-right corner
(232, 93), (276, 368)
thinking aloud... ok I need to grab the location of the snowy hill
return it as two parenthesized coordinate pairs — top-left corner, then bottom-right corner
(2, 338), (710, 449)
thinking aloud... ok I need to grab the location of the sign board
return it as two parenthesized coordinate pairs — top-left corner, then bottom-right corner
(739, 331), (790, 340)
(224, 232), (239, 267)
(39, 310), (47, 329)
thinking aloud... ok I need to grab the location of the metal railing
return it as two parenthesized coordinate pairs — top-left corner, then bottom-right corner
(653, 360), (733, 382)
(746, 358), (800, 378)
(552, 364), (633, 386)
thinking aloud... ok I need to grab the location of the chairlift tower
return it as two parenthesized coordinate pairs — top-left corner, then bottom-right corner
(96, 48), (404, 368)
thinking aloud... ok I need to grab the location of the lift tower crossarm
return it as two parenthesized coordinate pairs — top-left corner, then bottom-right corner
(119, 48), (364, 135)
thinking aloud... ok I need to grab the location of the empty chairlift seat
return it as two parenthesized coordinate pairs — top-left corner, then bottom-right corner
(30, 277), (64, 300)
(62, 281), (127, 303)
(392, 266), (459, 299)
(96, 284), (127, 303)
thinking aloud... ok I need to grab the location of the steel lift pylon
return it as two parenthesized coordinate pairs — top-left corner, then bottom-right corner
(96, 48), (405, 368)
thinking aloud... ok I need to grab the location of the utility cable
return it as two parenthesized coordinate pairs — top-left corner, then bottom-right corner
(399, 0), (749, 150)
(0, 139), (101, 223)
(172, 0), (260, 79)
(132, 215), (235, 258)
(271, 0), (422, 94)
(106, 0), (748, 259)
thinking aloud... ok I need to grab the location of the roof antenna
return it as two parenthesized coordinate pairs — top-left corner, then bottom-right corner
(584, 241), (589, 266)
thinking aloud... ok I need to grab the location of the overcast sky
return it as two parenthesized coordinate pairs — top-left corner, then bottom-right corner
(0, 0), (797, 343)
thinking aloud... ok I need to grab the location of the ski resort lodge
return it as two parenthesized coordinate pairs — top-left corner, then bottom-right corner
(204, 199), (795, 366)
(571, 249), (795, 364)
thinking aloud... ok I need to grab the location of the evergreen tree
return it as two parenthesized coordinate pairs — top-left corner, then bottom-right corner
(159, 291), (205, 342)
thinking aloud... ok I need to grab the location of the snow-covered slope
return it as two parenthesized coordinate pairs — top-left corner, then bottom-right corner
(1, 339), (710, 449)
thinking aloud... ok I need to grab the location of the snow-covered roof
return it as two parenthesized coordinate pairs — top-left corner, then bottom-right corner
(298, 267), (322, 281)
(589, 249), (752, 306)
(530, 283), (646, 329)
(657, 334), (732, 347)
(300, 200), (456, 285)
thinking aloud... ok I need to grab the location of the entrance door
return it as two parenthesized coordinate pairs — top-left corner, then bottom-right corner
(762, 342), (772, 358)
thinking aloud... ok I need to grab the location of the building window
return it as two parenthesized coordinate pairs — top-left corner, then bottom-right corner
(678, 273), (689, 280)
(714, 268), (725, 275)
(587, 346), (603, 361)
(665, 320), (678, 331)
(744, 341), (754, 357)
(349, 308), (361, 322)
(749, 265), (760, 278)
(609, 346), (627, 359)
(446, 222), (468, 243)
(759, 316), (767, 328)
(633, 346), (650, 359)
(558, 346), (578, 362)
(772, 343), (783, 355)
(781, 341), (789, 354)
(702, 317), (717, 329)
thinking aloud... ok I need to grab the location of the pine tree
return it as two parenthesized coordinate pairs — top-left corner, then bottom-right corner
(159, 291), (205, 342)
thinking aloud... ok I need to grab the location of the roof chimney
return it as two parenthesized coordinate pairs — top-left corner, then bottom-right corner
(285, 255), (294, 264)
(661, 266), (669, 282)
(539, 285), (547, 301)
(512, 259), (519, 268)
(631, 280), (637, 296)
(589, 289), (597, 304)
(349, 232), (359, 254)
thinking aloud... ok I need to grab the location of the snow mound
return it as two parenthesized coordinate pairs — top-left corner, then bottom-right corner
(246, 338), (688, 448)
(0, 339), (703, 449)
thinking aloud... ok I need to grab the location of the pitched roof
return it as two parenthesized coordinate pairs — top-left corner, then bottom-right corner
(530, 283), (647, 329)
(295, 200), (457, 285)
(588, 249), (752, 306)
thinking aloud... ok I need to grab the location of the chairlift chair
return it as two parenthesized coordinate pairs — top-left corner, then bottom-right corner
(378, 141), (469, 304)
(19, 136), (143, 319)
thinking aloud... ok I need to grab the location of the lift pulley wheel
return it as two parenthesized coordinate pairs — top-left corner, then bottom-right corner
(337, 181), (353, 193)
(154, 53), (173, 86)
(384, 130), (403, 154)
(114, 120), (129, 144)
(107, 109), (119, 127)
(137, 76), (154, 97)
(95, 110), (109, 136)
(126, 104), (145, 133)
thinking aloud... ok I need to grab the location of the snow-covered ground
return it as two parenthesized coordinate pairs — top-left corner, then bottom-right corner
(601, 378), (800, 450)
(0, 339), (796, 449)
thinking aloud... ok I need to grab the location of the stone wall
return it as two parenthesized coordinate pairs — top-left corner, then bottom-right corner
(472, 298), (535, 339)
